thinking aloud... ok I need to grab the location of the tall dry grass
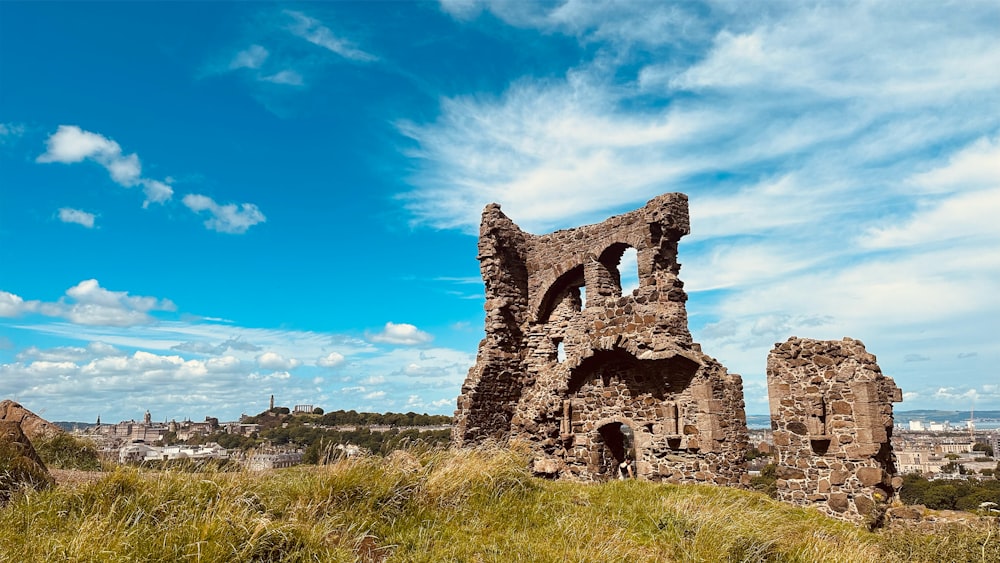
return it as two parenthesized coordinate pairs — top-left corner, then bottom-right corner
(1, 446), (996, 562)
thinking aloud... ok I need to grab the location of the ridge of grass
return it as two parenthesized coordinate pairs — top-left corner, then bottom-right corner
(1, 447), (997, 562)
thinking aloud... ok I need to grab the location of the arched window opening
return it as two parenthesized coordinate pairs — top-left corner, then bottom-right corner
(537, 265), (585, 323)
(593, 243), (637, 300)
(620, 247), (639, 295)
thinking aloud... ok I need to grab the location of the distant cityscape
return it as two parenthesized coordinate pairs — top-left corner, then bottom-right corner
(66, 395), (453, 470)
(55, 399), (999, 479)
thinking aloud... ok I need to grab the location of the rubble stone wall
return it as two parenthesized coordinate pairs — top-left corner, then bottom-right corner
(767, 337), (903, 523)
(453, 194), (749, 484)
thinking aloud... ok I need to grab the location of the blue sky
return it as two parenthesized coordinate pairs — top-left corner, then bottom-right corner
(1, 1), (998, 423)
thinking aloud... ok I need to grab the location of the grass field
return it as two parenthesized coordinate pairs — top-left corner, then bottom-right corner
(1, 447), (997, 562)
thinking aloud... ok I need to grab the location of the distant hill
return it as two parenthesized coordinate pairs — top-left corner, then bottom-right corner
(895, 410), (1000, 422)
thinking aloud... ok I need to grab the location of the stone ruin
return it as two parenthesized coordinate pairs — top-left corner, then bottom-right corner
(452, 193), (904, 523)
(767, 337), (902, 522)
(452, 193), (749, 485)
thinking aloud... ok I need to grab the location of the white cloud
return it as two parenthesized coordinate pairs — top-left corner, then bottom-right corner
(910, 136), (1000, 194)
(37, 125), (142, 186)
(317, 352), (345, 368)
(1, 279), (175, 327)
(284, 10), (377, 63)
(57, 207), (95, 228)
(36, 125), (174, 207)
(0, 122), (25, 143)
(140, 179), (174, 207)
(16, 342), (121, 362)
(260, 70), (304, 86)
(369, 322), (433, 346)
(256, 351), (301, 371)
(182, 193), (266, 234)
(230, 44), (269, 70)
(0, 290), (39, 317)
(414, 2), (1000, 411)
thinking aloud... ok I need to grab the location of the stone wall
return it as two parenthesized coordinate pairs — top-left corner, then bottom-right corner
(767, 337), (903, 523)
(453, 194), (749, 484)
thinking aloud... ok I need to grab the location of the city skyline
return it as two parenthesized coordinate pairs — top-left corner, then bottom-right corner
(2, 1), (999, 422)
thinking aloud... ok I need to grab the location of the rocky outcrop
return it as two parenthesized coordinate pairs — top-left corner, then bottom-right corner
(0, 420), (54, 504)
(0, 399), (64, 441)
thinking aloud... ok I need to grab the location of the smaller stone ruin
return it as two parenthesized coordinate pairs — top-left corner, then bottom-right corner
(767, 337), (902, 523)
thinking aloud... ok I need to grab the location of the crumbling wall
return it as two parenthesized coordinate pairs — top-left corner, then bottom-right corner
(454, 194), (749, 484)
(767, 337), (903, 523)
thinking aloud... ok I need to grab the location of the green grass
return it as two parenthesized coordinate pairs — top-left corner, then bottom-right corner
(1, 447), (997, 562)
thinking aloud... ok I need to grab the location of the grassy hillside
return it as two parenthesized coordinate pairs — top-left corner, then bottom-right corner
(1, 447), (997, 562)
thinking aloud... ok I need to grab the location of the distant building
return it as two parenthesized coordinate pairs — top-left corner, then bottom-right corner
(246, 450), (303, 471)
(120, 442), (228, 464)
(293, 404), (314, 414)
(908, 420), (925, 431)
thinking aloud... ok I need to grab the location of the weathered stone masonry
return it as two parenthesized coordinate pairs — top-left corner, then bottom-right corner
(452, 193), (903, 523)
(767, 337), (903, 521)
(453, 193), (750, 484)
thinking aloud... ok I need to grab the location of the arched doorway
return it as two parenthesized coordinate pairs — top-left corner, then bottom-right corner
(596, 422), (635, 479)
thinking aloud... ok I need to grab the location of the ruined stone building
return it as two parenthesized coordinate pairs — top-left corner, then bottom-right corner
(767, 337), (902, 521)
(453, 193), (905, 524)
(453, 193), (750, 484)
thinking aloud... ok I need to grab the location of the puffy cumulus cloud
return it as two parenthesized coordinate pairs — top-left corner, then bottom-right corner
(368, 322), (433, 346)
(140, 180), (174, 208)
(57, 207), (95, 228)
(256, 351), (301, 371)
(284, 10), (377, 63)
(182, 194), (266, 234)
(1, 279), (175, 326)
(0, 346), (331, 422)
(36, 125), (175, 208)
(0, 290), (39, 317)
(317, 352), (345, 368)
(37, 125), (137, 177)
(59, 279), (176, 326)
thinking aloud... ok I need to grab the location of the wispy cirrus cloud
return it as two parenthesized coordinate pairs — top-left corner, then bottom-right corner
(410, 1), (1000, 411)
(284, 10), (377, 63)
(214, 8), (377, 94)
